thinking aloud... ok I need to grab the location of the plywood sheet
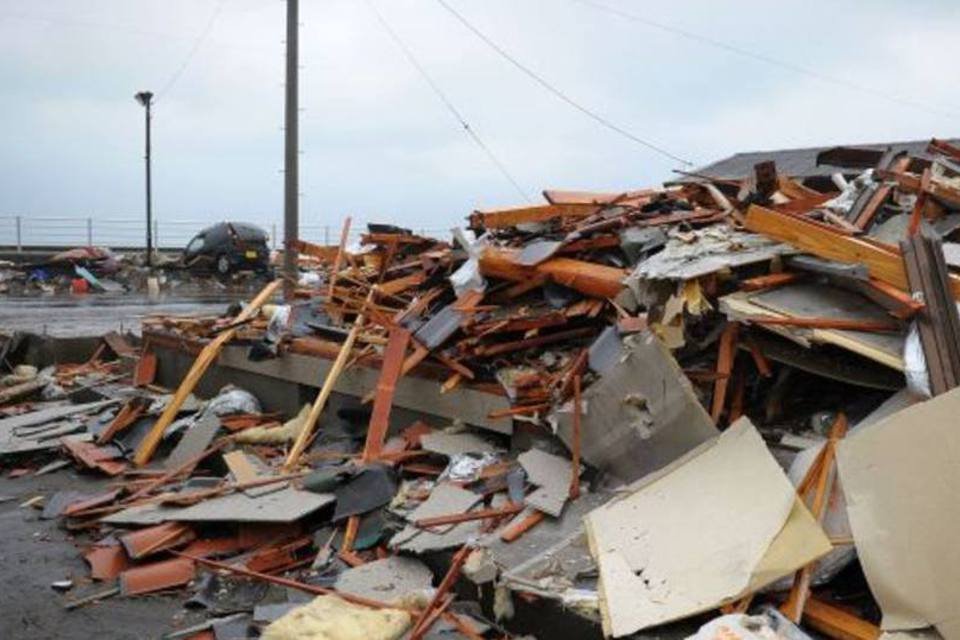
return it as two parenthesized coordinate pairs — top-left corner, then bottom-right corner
(837, 387), (960, 639)
(720, 291), (904, 370)
(585, 418), (830, 637)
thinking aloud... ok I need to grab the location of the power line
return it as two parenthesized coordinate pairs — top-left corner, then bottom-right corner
(572, 0), (960, 121)
(156, 0), (228, 101)
(435, 0), (696, 167)
(363, 0), (531, 202)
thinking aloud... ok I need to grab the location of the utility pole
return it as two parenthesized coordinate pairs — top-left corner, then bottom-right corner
(135, 91), (154, 269)
(283, 0), (299, 299)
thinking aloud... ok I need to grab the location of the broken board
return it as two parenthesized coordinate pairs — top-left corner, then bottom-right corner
(584, 418), (830, 637)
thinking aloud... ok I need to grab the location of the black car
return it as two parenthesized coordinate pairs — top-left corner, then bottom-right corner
(183, 222), (271, 275)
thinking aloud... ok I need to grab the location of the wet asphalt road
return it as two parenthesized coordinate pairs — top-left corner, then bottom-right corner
(0, 294), (238, 337)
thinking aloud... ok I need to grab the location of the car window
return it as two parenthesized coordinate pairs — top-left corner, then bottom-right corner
(186, 235), (205, 254)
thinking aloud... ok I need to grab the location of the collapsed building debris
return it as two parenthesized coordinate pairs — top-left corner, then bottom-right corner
(2, 136), (960, 639)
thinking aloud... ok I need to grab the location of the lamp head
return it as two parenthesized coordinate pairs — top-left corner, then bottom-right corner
(134, 91), (154, 107)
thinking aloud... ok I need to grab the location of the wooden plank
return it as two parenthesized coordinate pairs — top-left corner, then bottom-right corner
(378, 271), (426, 296)
(283, 290), (373, 471)
(543, 188), (655, 206)
(927, 232), (960, 380)
(292, 239), (340, 263)
(711, 322), (739, 423)
(802, 598), (880, 640)
(928, 137), (960, 161)
(361, 327), (412, 462)
(781, 416), (847, 622)
(223, 451), (260, 484)
(409, 545), (471, 640)
(133, 279), (282, 466)
(902, 236), (951, 394)
(745, 205), (960, 300)
(499, 510), (545, 542)
(327, 216), (351, 301)
(469, 203), (598, 229)
(746, 316), (902, 332)
(740, 271), (802, 292)
(415, 503), (523, 528)
(132, 350), (157, 388)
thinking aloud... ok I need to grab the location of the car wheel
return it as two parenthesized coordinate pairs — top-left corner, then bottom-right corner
(216, 254), (231, 275)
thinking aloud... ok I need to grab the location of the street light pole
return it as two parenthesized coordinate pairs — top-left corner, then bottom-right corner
(283, 0), (299, 300)
(135, 90), (154, 269)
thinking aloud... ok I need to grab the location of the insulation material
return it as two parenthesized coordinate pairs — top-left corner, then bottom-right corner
(585, 418), (830, 637)
(837, 386), (960, 640)
(261, 594), (411, 640)
(235, 403), (309, 444)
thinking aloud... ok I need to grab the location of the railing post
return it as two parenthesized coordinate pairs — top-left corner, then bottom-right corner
(153, 218), (159, 254)
(272, 223), (277, 250)
(15, 216), (22, 253)
(87, 217), (93, 246)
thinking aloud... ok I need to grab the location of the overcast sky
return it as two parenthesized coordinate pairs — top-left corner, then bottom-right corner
(1, 0), (958, 243)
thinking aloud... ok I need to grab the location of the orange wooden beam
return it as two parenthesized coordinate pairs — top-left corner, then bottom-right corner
(480, 247), (626, 299)
(711, 322), (739, 424)
(500, 510), (546, 543)
(746, 315), (901, 333)
(744, 205), (960, 299)
(361, 326), (412, 462)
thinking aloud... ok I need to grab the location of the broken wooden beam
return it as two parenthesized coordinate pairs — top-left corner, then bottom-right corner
(711, 322), (739, 423)
(745, 315), (902, 333)
(479, 247), (626, 299)
(469, 203), (599, 229)
(740, 271), (802, 292)
(415, 503), (524, 528)
(500, 510), (546, 543)
(361, 326), (412, 462)
(744, 205), (960, 300)
(802, 597), (880, 640)
(409, 544), (472, 640)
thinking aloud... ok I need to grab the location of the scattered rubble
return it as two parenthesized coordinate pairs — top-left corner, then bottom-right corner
(0, 244), (273, 297)
(3, 137), (960, 639)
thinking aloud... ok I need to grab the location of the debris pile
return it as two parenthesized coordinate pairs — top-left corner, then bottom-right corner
(0, 245), (271, 296)
(3, 137), (960, 639)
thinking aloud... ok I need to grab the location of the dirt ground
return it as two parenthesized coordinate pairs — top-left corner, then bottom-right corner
(0, 469), (188, 640)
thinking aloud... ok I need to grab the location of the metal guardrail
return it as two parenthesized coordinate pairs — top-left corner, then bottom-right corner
(0, 216), (451, 251)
